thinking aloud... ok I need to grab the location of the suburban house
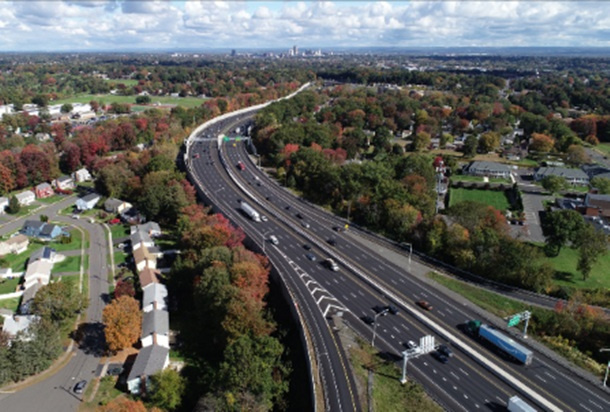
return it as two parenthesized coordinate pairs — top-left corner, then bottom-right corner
(20, 283), (42, 314)
(29, 246), (58, 264)
(534, 167), (589, 186)
(0, 197), (8, 213)
(73, 168), (92, 183)
(126, 344), (170, 395)
(582, 164), (610, 181)
(142, 283), (168, 313)
(583, 193), (610, 218)
(134, 246), (157, 272)
(75, 193), (101, 211)
(131, 222), (162, 238)
(141, 309), (170, 348)
(20, 221), (63, 240)
(54, 175), (74, 190)
(16, 190), (35, 206)
(104, 198), (132, 214)
(121, 207), (144, 224)
(0, 234), (29, 256)
(34, 182), (55, 199)
(23, 260), (52, 290)
(1, 315), (38, 340)
(131, 231), (154, 251)
(139, 268), (160, 289)
(464, 161), (512, 179)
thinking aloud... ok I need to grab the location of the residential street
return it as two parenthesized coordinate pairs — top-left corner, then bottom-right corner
(0, 197), (111, 412)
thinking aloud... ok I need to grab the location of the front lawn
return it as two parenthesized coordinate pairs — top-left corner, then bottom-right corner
(0, 277), (20, 295)
(109, 224), (130, 240)
(9, 204), (39, 217)
(52, 256), (82, 274)
(47, 229), (84, 252)
(79, 376), (123, 412)
(448, 188), (511, 211)
(113, 251), (127, 266)
(0, 297), (20, 312)
(36, 195), (65, 205)
(2, 244), (41, 272)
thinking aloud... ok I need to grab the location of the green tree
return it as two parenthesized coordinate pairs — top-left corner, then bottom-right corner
(477, 132), (500, 153)
(542, 209), (586, 256)
(565, 144), (590, 167)
(149, 369), (186, 411)
(575, 224), (608, 280)
(32, 280), (84, 324)
(411, 131), (431, 152)
(463, 135), (478, 158)
(540, 175), (567, 194)
(7, 196), (20, 215)
(60, 103), (73, 114)
(591, 177), (610, 194)
(135, 95), (151, 104)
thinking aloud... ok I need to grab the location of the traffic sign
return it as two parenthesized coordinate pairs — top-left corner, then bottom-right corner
(236, 137), (241, 142)
(507, 315), (521, 327)
(223, 136), (229, 142)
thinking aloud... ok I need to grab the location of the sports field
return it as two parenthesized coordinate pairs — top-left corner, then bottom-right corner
(448, 188), (510, 211)
(53, 94), (207, 108)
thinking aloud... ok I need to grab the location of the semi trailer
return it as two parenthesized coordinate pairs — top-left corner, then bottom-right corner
(241, 202), (261, 222)
(466, 320), (533, 365)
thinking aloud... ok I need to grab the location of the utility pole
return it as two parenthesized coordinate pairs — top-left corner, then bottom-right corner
(601, 349), (610, 387)
(371, 308), (389, 347)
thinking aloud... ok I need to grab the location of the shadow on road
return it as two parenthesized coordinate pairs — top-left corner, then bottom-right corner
(72, 322), (106, 357)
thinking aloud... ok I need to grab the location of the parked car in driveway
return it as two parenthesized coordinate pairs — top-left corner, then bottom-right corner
(74, 380), (87, 394)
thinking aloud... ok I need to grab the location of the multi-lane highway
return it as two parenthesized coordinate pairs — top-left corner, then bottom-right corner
(186, 108), (610, 412)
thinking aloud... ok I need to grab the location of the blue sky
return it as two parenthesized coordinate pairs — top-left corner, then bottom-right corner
(0, 1), (608, 51)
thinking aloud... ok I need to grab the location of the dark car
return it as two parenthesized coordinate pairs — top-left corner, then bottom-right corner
(416, 300), (433, 311)
(192, 153), (200, 159)
(296, 213), (304, 219)
(362, 315), (375, 325)
(107, 367), (123, 376)
(303, 244), (312, 250)
(327, 238), (337, 246)
(438, 344), (454, 358)
(333, 226), (343, 232)
(74, 380), (87, 394)
(387, 305), (399, 315)
(373, 305), (388, 314)
(285, 205), (291, 210)
(433, 351), (449, 364)
(305, 253), (316, 261)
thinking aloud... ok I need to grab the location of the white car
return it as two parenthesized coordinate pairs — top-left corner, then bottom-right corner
(407, 340), (418, 350)
(301, 221), (310, 229)
(261, 215), (268, 222)
(269, 235), (279, 245)
(71, 215), (80, 220)
(325, 258), (339, 272)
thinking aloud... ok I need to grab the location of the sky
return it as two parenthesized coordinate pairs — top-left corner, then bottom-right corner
(0, 1), (609, 52)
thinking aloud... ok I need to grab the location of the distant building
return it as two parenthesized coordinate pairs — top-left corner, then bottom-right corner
(583, 193), (610, 218)
(34, 183), (55, 199)
(139, 268), (160, 289)
(15, 190), (35, 206)
(0, 234), (29, 256)
(131, 222), (162, 238)
(534, 167), (589, 186)
(75, 193), (101, 211)
(29, 246), (58, 264)
(54, 175), (74, 191)
(20, 221), (62, 240)
(2, 315), (38, 341)
(23, 260), (52, 290)
(73, 168), (92, 183)
(464, 161), (512, 179)
(134, 246), (157, 272)
(582, 164), (610, 181)
(104, 198), (132, 214)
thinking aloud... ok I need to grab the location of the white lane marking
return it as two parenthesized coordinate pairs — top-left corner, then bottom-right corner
(391, 279), (397, 285)
(453, 386), (458, 390)
(450, 372), (460, 381)
(343, 295), (349, 301)
(351, 293), (357, 298)
(475, 404), (480, 409)
(535, 374), (547, 384)
(495, 397), (506, 405)
(445, 308), (453, 314)
(438, 311), (446, 317)
(399, 278), (405, 283)
(544, 371), (556, 380)
(459, 368), (469, 376)
(464, 395), (468, 399)
(391, 335), (395, 339)
(589, 400), (603, 410)
(393, 326), (400, 333)
(358, 290), (364, 296)
(401, 324), (410, 331)
(579, 404), (593, 412)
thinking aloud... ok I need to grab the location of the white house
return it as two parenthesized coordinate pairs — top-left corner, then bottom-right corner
(126, 344), (170, 395)
(75, 193), (101, 211)
(131, 231), (154, 251)
(15, 190), (35, 206)
(73, 168), (92, 183)
(54, 175), (74, 190)
(141, 309), (170, 348)
(131, 222), (162, 238)
(23, 260), (52, 290)
(0, 234), (29, 256)
(142, 283), (168, 313)
(104, 198), (132, 214)
(0, 197), (8, 214)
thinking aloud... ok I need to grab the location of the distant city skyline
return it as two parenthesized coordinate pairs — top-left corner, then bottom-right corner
(0, 1), (609, 52)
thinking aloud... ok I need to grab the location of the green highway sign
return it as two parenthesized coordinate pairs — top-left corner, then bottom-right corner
(507, 315), (521, 327)
(223, 136), (229, 141)
(236, 137), (241, 141)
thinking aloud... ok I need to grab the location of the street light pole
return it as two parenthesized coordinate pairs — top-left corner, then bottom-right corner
(601, 348), (610, 386)
(371, 308), (389, 347)
(262, 230), (271, 254)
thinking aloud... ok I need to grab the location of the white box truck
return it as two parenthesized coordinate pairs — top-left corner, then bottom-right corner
(508, 396), (536, 412)
(241, 202), (261, 222)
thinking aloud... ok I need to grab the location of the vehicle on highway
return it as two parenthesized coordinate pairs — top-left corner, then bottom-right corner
(407, 340), (418, 350)
(325, 258), (339, 271)
(261, 215), (268, 222)
(327, 238), (337, 246)
(71, 215), (79, 219)
(333, 226), (343, 232)
(285, 205), (291, 210)
(432, 351), (449, 364)
(192, 153), (200, 159)
(305, 253), (316, 261)
(438, 344), (453, 358)
(296, 213), (303, 219)
(303, 244), (311, 250)
(416, 300), (433, 310)
(507, 396), (536, 412)
(240, 202), (261, 222)
(74, 380), (87, 394)
(373, 305), (388, 314)
(387, 305), (399, 315)
(269, 235), (279, 245)
(301, 221), (310, 228)
(265, 196), (272, 201)
(465, 319), (533, 365)
(237, 161), (245, 171)
(362, 315), (375, 325)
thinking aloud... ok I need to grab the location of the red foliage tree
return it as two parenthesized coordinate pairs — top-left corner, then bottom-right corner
(114, 280), (136, 299)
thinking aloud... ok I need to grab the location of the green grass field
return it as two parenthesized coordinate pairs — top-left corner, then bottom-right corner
(0, 277), (20, 295)
(52, 256), (81, 274)
(449, 188), (511, 211)
(109, 224), (130, 241)
(47, 229), (83, 252)
(36, 195), (64, 205)
(0, 297), (20, 312)
(104, 78), (139, 86)
(52, 94), (207, 108)
(541, 245), (610, 289)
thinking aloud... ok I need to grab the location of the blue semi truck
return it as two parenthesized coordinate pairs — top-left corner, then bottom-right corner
(466, 320), (533, 365)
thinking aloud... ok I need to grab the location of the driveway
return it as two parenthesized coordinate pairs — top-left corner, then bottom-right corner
(519, 192), (549, 243)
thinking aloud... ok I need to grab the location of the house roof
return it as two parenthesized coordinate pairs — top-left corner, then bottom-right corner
(22, 220), (45, 231)
(6, 234), (28, 246)
(535, 167), (588, 180)
(585, 193), (610, 210)
(131, 231), (152, 246)
(30, 246), (55, 262)
(139, 268), (160, 288)
(16, 191), (35, 200)
(0, 197), (8, 205)
(21, 283), (42, 307)
(466, 161), (511, 174)
(142, 283), (168, 308)
(25, 260), (52, 279)
(76, 168), (89, 174)
(57, 175), (72, 183)
(35, 182), (52, 191)
(2, 315), (38, 337)
(127, 344), (169, 382)
(40, 224), (60, 237)
(80, 193), (101, 203)
(104, 198), (124, 208)
(132, 222), (161, 235)
(142, 309), (169, 338)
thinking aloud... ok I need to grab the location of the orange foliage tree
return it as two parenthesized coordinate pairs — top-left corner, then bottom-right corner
(102, 296), (142, 353)
(98, 398), (148, 412)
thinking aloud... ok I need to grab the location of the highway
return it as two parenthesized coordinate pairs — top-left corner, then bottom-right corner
(186, 110), (610, 411)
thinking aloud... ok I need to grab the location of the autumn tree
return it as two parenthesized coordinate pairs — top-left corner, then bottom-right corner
(114, 279), (135, 299)
(149, 369), (186, 411)
(98, 397), (147, 412)
(565, 144), (590, 167)
(477, 132), (500, 153)
(411, 131), (431, 152)
(102, 295), (142, 353)
(0, 163), (14, 195)
(529, 133), (554, 153)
